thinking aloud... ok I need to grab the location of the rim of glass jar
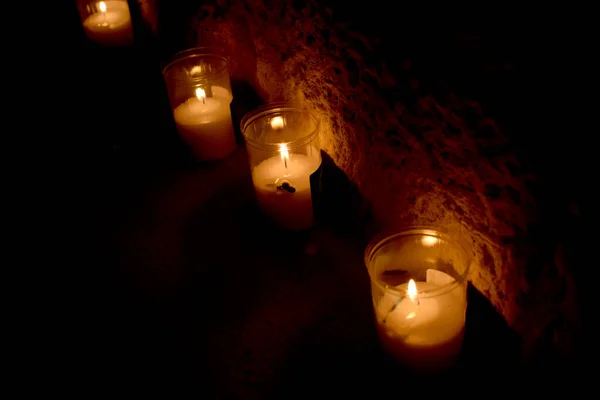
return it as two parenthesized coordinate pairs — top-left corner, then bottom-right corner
(161, 47), (229, 84)
(364, 226), (472, 299)
(240, 102), (321, 151)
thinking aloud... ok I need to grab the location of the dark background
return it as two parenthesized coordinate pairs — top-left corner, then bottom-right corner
(52, 0), (590, 393)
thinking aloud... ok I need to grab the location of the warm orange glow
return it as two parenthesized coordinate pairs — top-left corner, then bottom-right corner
(279, 143), (290, 168)
(190, 65), (203, 76)
(98, 1), (107, 12)
(407, 279), (417, 300)
(422, 236), (439, 247)
(271, 116), (285, 130)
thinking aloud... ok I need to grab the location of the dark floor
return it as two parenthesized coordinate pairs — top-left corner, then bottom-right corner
(57, 4), (588, 394)
(76, 144), (525, 393)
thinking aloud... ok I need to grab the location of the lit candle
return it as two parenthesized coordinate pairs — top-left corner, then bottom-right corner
(173, 86), (236, 161)
(375, 270), (466, 371)
(82, 1), (133, 46)
(251, 135), (320, 230)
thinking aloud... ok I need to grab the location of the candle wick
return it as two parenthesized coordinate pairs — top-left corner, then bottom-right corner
(202, 97), (206, 105)
(284, 158), (287, 168)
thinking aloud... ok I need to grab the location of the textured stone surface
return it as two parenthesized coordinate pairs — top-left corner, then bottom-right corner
(138, 0), (579, 359)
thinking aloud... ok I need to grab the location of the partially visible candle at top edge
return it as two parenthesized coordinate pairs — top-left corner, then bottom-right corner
(82, 1), (133, 46)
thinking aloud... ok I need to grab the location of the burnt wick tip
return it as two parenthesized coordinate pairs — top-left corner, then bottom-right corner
(277, 181), (296, 193)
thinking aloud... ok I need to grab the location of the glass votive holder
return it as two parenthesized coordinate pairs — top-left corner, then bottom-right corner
(241, 103), (322, 231)
(162, 48), (236, 161)
(76, 0), (133, 46)
(364, 227), (472, 372)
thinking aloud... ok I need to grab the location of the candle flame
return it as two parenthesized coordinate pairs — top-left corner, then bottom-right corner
(271, 116), (285, 130)
(195, 88), (206, 104)
(99, 1), (107, 12)
(407, 279), (417, 301)
(279, 143), (289, 168)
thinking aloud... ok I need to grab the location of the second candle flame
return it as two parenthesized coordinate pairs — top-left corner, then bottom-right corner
(279, 143), (289, 168)
(99, 1), (107, 12)
(271, 116), (285, 130)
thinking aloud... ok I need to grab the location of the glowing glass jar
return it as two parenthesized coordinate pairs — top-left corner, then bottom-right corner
(162, 48), (236, 161)
(77, 0), (133, 46)
(241, 104), (322, 230)
(365, 227), (472, 372)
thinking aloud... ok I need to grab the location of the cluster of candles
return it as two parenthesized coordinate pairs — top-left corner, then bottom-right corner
(77, 1), (321, 231)
(159, 46), (322, 231)
(77, 0), (471, 372)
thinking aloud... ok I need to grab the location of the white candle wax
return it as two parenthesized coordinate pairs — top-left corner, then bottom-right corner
(375, 271), (466, 371)
(251, 147), (320, 230)
(173, 86), (236, 161)
(82, 1), (133, 46)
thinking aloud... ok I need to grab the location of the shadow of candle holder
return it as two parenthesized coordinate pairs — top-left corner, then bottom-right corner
(317, 150), (374, 243)
(230, 78), (266, 144)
